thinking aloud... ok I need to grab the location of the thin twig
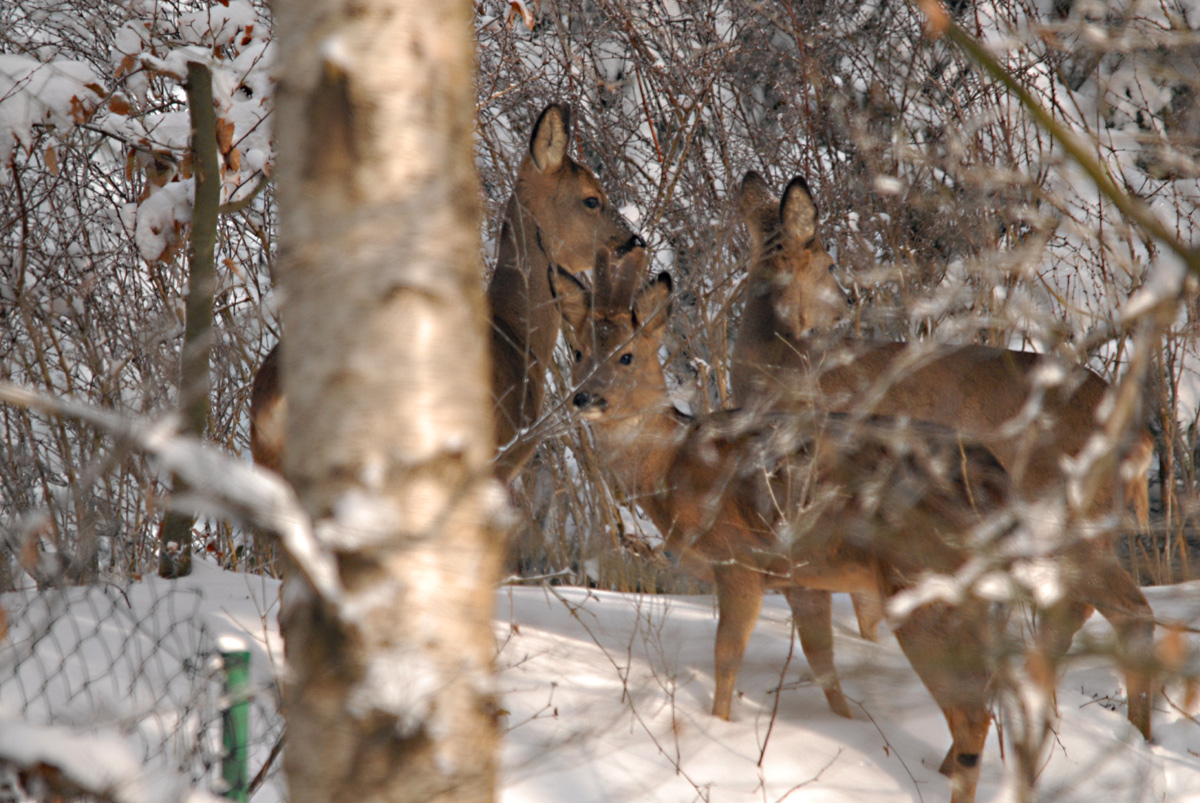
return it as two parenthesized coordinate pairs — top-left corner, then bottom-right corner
(246, 728), (285, 797)
(773, 747), (844, 803)
(219, 173), (271, 215)
(937, 16), (1200, 278)
(851, 696), (926, 803)
(758, 622), (797, 767)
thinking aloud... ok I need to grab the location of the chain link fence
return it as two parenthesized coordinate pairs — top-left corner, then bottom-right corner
(0, 571), (284, 802)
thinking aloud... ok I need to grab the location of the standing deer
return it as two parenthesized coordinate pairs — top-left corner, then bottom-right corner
(249, 103), (645, 484)
(729, 171), (1156, 739)
(554, 248), (1010, 803)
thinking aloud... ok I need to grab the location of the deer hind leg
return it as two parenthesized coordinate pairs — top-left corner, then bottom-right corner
(711, 565), (766, 720)
(894, 604), (994, 803)
(785, 587), (851, 718)
(1076, 556), (1155, 740)
(851, 590), (884, 642)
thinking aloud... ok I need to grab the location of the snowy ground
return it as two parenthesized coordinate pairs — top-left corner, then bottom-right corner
(4, 560), (1200, 802)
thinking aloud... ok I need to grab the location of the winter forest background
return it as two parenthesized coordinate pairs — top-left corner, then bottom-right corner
(3, 0), (1200, 800)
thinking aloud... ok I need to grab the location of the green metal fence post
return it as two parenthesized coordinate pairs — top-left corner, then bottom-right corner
(219, 643), (251, 802)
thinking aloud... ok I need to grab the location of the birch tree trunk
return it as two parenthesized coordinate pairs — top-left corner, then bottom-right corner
(273, 0), (503, 799)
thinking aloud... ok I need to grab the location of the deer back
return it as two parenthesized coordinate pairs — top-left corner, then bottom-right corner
(728, 172), (1150, 518)
(557, 248), (1005, 588)
(729, 173), (1156, 743)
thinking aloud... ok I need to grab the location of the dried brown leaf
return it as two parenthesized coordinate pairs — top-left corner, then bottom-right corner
(108, 93), (133, 116)
(68, 95), (96, 124)
(506, 0), (536, 30)
(216, 117), (236, 155)
(114, 53), (137, 79)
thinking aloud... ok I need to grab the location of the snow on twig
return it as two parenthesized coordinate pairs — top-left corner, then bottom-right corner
(0, 381), (340, 603)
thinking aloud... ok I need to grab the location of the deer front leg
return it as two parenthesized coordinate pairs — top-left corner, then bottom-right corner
(712, 564), (766, 720)
(894, 603), (994, 803)
(939, 704), (990, 803)
(851, 590), (884, 642)
(785, 587), (852, 718)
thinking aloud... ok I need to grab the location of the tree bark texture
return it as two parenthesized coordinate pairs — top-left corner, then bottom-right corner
(273, 0), (502, 801)
(159, 60), (220, 578)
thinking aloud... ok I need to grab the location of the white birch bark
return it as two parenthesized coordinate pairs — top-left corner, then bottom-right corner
(272, 0), (502, 799)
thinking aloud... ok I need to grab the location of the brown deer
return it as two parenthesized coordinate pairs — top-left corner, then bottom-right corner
(248, 103), (645, 483)
(729, 171), (1156, 739)
(553, 248), (1010, 803)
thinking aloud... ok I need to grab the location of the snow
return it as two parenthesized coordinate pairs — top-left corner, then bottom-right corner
(134, 180), (193, 264)
(1122, 247), (1190, 324)
(4, 559), (1199, 801)
(0, 721), (148, 803)
(347, 645), (441, 736)
(315, 488), (404, 550)
(0, 54), (104, 182)
(178, 2), (261, 49)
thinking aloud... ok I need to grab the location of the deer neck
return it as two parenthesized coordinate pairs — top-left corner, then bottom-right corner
(731, 273), (816, 403)
(589, 403), (692, 529)
(489, 195), (559, 367)
(741, 246), (812, 340)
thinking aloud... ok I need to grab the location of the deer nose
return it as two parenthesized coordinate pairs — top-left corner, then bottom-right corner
(614, 233), (646, 257)
(573, 391), (607, 412)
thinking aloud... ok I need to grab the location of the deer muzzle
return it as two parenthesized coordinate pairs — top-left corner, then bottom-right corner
(613, 233), (646, 257)
(572, 390), (608, 418)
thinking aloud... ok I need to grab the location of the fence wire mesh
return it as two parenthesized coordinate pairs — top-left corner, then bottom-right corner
(0, 573), (284, 802)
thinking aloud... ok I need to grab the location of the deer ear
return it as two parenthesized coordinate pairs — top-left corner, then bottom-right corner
(737, 171), (780, 247)
(780, 175), (818, 242)
(632, 272), (672, 335)
(549, 265), (590, 333)
(530, 103), (571, 173)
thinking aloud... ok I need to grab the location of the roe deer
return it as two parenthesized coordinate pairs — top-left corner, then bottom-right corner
(248, 103), (644, 483)
(729, 171), (1156, 738)
(249, 342), (284, 473)
(554, 248), (1010, 803)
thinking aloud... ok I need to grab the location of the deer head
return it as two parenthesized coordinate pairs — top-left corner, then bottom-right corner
(509, 104), (645, 274)
(737, 171), (849, 336)
(552, 248), (672, 434)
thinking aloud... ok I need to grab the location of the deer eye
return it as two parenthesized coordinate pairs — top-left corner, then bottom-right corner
(619, 353), (633, 365)
(574, 349), (583, 363)
(583, 197), (600, 209)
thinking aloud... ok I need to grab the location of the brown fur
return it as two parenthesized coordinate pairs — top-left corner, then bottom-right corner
(488, 104), (644, 481)
(247, 104), (644, 483)
(729, 171), (1155, 739)
(249, 342), (284, 474)
(555, 250), (1010, 803)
